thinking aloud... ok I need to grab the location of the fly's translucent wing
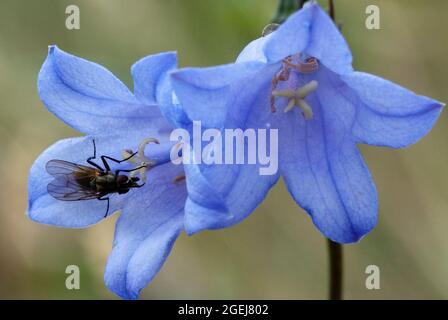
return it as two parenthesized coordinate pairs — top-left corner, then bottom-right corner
(46, 160), (101, 201)
(46, 160), (97, 177)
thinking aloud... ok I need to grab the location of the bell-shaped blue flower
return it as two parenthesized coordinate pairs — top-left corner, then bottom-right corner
(169, 3), (444, 243)
(28, 46), (187, 299)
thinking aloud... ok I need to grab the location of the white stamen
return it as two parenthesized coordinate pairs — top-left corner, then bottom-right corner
(273, 80), (318, 119)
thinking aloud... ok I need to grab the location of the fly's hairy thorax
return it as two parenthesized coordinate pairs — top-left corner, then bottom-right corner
(94, 173), (118, 192)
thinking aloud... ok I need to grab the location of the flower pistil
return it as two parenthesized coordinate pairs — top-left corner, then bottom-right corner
(122, 138), (160, 182)
(273, 79), (318, 119)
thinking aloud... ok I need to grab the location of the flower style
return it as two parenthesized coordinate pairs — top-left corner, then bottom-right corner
(27, 46), (187, 299)
(169, 3), (444, 243)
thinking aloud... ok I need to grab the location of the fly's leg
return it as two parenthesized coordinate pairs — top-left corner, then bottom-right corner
(134, 182), (146, 188)
(98, 196), (110, 218)
(100, 153), (138, 172)
(86, 139), (105, 171)
(115, 165), (147, 176)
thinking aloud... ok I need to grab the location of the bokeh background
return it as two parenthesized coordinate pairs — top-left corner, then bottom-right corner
(0, 0), (447, 299)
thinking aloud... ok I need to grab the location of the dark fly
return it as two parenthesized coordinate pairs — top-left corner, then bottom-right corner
(46, 140), (145, 217)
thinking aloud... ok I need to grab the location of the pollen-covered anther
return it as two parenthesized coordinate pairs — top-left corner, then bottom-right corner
(122, 138), (159, 182)
(284, 57), (319, 74)
(272, 80), (318, 119)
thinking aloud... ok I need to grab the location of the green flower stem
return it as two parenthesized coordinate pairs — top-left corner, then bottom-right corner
(326, 0), (342, 301)
(271, 0), (306, 24)
(271, 0), (343, 301)
(329, 0), (335, 20)
(328, 239), (343, 300)
(327, 0), (343, 300)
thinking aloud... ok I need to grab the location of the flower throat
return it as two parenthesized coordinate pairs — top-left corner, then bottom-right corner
(270, 53), (319, 119)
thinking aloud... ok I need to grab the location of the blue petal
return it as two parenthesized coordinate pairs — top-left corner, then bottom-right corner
(104, 163), (186, 300)
(38, 45), (162, 135)
(171, 63), (280, 234)
(341, 72), (444, 148)
(236, 35), (270, 63)
(28, 130), (175, 228)
(263, 3), (353, 74)
(279, 69), (377, 243)
(131, 51), (190, 128)
(131, 51), (177, 106)
(184, 162), (279, 234)
(281, 139), (377, 244)
(171, 61), (271, 129)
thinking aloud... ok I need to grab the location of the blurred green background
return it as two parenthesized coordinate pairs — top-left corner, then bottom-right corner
(0, 0), (447, 299)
